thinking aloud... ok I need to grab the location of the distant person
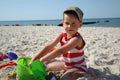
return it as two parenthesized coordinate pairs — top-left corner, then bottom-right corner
(30, 6), (96, 80)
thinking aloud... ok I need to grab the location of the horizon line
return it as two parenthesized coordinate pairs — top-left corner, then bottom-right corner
(0, 17), (120, 21)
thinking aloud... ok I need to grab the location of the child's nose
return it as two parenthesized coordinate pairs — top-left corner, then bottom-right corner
(68, 24), (72, 28)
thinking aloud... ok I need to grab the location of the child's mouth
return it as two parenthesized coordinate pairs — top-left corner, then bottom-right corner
(68, 30), (74, 31)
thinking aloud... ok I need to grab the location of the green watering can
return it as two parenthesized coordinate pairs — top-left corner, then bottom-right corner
(16, 57), (48, 80)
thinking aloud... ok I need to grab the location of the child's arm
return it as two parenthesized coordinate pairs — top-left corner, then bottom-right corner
(40, 36), (83, 62)
(29, 34), (61, 64)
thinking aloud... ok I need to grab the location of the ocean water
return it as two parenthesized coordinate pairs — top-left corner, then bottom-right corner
(83, 18), (120, 27)
(0, 18), (120, 27)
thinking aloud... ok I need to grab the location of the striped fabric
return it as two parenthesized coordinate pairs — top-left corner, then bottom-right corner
(60, 32), (87, 72)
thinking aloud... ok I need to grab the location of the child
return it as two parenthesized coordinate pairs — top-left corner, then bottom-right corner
(30, 6), (96, 80)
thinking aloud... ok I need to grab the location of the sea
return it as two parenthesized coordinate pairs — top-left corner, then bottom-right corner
(0, 18), (120, 27)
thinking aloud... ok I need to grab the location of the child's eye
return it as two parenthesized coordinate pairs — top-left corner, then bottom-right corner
(65, 22), (69, 25)
(72, 23), (75, 25)
(72, 23), (77, 26)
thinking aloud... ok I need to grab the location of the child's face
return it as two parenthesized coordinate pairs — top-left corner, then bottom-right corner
(63, 13), (82, 36)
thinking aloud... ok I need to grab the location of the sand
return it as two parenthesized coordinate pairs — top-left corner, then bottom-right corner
(0, 26), (120, 80)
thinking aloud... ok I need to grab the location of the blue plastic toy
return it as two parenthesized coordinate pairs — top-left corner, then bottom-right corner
(7, 52), (18, 60)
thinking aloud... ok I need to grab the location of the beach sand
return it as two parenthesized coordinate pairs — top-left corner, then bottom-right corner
(0, 26), (120, 80)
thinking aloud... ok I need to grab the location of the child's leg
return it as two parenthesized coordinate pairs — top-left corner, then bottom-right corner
(46, 61), (65, 71)
(61, 68), (86, 80)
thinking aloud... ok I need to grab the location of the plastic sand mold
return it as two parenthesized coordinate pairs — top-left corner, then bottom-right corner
(0, 53), (8, 61)
(0, 61), (17, 69)
(16, 57), (48, 80)
(7, 52), (18, 60)
(16, 57), (35, 80)
(29, 59), (48, 80)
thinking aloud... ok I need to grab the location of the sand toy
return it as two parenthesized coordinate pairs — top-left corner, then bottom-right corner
(0, 61), (17, 69)
(7, 71), (17, 78)
(0, 53), (8, 61)
(7, 52), (18, 60)
(29, 59), (48, 80)
(16, 57), (48, 80)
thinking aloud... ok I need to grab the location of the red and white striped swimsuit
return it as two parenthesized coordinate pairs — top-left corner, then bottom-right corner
(60, 32), (87, 72)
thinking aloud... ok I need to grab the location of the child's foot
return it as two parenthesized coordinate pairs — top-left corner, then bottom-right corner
(87, 67), (97, 78)
(46, 72), (58, 80)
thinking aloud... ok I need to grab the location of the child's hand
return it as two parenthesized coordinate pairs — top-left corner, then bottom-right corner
(29, 59), (33, 65)
(40, 57), (44, 62)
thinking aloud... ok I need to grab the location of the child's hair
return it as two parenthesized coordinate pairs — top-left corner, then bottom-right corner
(63, 10), (80, 21)
(63, 7), (83, 22)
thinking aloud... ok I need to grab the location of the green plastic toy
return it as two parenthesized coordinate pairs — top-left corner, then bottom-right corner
(16, 57), (48, 80)
(29, 60), (48, 80)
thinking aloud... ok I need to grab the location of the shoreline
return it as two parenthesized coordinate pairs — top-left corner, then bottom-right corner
(1, 25), (120, 28)
(0, 17), (120, 27)
(0, 26), (120, 80)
